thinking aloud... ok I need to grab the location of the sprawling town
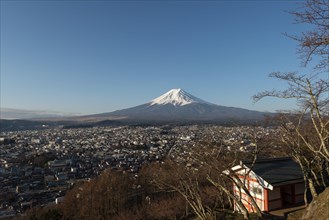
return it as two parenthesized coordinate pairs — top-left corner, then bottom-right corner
(0, 125), (279, 218)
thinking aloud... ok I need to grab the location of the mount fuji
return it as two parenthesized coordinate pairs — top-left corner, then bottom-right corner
(81, 89), (269, 123)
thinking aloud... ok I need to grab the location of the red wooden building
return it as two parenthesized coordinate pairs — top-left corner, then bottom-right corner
(231, 157), (305, 212)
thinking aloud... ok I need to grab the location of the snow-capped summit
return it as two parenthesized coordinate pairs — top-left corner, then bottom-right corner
(150, 88), (210, 106)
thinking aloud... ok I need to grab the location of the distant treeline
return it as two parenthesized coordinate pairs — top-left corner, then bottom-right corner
(0, 117), (273, 132)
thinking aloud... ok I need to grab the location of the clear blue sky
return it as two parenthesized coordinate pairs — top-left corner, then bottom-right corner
(1, 0), (311, 115)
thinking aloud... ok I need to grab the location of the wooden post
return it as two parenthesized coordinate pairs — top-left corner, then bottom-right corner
(291, 184), (295, 203)
(263, 188), (268, 211)
(280, 187), (283, 209)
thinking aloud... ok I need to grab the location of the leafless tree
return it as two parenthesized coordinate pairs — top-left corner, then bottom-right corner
(253, 72), (329, 200)
(254, 0), (329, 201)
(60, 169), (133, 220)
(286, 0), (329, 71)
(198, 141), (263, 220)
(151, 161), (215, 220)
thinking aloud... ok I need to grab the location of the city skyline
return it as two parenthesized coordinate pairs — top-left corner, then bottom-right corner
(1, 0), (312, 115)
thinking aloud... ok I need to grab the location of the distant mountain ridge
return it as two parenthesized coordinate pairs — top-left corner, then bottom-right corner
(81, 88), (270, 123)
(0, 108), (75, 120)
(0, 89), (272, 131)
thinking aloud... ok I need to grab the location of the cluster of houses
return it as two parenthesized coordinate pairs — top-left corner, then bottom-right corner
(0, 125), (298, 217)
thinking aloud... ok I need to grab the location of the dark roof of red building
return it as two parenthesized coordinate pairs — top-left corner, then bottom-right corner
(243, 157), (304, 186)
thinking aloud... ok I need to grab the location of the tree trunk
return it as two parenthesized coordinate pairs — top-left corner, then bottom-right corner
(308, 178), (318, 199)
(207, 176), (250, 220)
(241, 210), (250, 220)
(311, 169), (321, 186)
(303, 175), (309, 206)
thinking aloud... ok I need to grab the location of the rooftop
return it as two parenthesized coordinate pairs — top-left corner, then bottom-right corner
(243, 157), (304, 186)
